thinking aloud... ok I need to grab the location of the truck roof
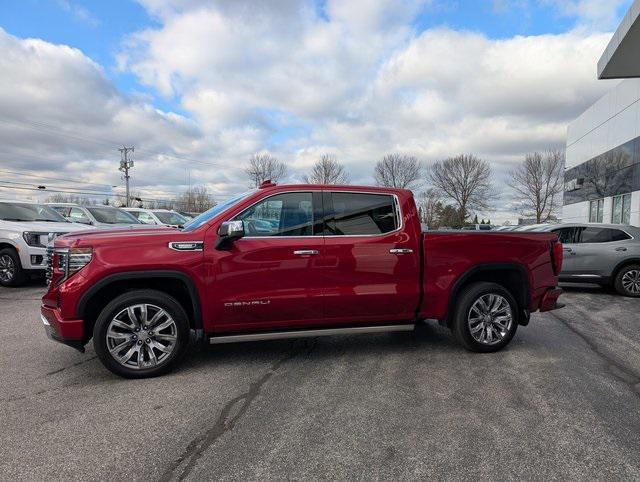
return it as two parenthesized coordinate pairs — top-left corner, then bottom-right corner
(264, 183), (412, 195)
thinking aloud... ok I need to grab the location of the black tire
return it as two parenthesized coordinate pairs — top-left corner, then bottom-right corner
(93, 289), (190, 378)
(0, 247), (28, 287)
(614, 264), (640, 298)
(451, 282), (518, 353)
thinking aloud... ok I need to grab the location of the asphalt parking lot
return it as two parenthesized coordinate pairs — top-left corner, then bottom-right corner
(1, 282), (639, 481)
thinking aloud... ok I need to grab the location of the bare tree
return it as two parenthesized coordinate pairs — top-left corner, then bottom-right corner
(508, 149), (564, 223)
(245, 153), (288, 188)
(429, 154), (494, 225)
(175, 185), (216, 213)
(303, 154), (349, 184)
(374, 154), (422, 189)
(417, 188), (443, 228)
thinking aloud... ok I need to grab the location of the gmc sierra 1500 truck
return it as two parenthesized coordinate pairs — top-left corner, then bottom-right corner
(41, 182), (564, 378)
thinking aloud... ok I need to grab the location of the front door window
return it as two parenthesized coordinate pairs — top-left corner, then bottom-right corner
(234, 192), (314, 237)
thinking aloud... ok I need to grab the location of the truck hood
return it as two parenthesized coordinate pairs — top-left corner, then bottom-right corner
(0, 220), (90, 233)
(57, 225), (177, 244)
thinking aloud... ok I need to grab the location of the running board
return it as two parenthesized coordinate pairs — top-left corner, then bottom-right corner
(208, 324), (415, 344)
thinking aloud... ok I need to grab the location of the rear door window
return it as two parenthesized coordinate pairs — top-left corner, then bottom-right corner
(325, 192), (398, 235)
(68, 207), (91, 224)
(553, 227), (581, 244)
(136, 212), (157, 224)
(50, 206), (71, 217)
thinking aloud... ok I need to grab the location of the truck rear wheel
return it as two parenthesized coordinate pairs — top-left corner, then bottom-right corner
(451, 282), (518, 352)
(93, 289), (190, 378)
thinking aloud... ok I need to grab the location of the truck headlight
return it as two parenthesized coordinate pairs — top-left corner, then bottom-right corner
(23, 232), (48, 248)
(57, 247), (93, 281)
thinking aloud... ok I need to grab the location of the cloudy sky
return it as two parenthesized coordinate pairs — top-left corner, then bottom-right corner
(0, 0), (632, 222)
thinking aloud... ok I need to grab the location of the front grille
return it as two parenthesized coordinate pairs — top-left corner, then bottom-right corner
(45, 247), (54, 284)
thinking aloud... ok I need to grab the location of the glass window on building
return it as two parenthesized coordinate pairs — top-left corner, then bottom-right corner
(611, 193), (631, 224)
(588, 199), (604, 223)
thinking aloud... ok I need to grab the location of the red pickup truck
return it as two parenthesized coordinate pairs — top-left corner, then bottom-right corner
(41, 182), (563, 378)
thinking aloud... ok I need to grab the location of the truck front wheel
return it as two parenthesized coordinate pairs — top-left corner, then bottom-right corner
(0, 247), (27, 287)
(93, 289), (190, 378)
(451, 282), (518, 353)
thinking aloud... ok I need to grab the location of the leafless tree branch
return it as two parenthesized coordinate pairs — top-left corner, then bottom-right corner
(245, 153), (288, 188)
(303, 154), (350, 184)
(429, 154), (494, 224)
(508, 149), (564, 223)
(374, 154), (422, 189)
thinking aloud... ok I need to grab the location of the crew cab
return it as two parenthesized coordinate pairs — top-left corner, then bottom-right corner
(41, 183), (564, 378)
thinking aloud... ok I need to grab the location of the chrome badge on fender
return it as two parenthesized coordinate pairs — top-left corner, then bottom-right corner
(224, 300), (271, 307)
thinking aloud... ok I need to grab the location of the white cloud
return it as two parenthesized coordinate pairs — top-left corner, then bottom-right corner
(0, 28), (215, 203)
(543, 0), (632, 30)
(0, 0), (626, 221)
(56, 0), (100, 27)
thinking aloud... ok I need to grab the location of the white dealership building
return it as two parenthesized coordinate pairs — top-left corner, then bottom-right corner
(563, 0), (640, 226)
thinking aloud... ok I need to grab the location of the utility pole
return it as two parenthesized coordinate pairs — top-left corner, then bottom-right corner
(118, 146), (134, 207)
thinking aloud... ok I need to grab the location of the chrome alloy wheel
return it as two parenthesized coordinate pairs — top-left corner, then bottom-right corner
(106, 304), (178, 370)
(622, 269), (640, 295)
(467, 294), (513, 345)
(0, 254), (15, 283)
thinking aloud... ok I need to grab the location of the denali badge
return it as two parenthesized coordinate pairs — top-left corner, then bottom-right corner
(224, 300), (271, 307)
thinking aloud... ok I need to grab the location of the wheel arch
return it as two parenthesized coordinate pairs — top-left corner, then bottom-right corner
(611, 258), (640, 280)
(0, 241), (19, 252)
(77, 270), (203, 343)
(446, 263), (531, 326)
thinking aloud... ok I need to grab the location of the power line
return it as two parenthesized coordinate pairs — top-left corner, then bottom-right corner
(0, 117), (218, 167)
(0, 171), (195, 198)
(0, 167), (116, 188)
(0, 183), (178, 204)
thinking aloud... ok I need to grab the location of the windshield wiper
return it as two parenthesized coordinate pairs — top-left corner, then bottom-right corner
(1, 218), (33, 222)
(34, 218), (67, 222)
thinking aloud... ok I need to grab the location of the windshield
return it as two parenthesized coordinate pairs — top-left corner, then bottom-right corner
(182, 190), (255, 232)
(0, 202), (69, 222)
(87, 207), (140, 224)
(153, 211), (188, 225)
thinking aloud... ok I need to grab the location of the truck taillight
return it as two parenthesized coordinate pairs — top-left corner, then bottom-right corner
(551, 241), (563, 276)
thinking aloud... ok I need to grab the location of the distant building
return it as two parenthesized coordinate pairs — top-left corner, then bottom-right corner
(563, 0), (640, 226)
(518, 216), (559, 226)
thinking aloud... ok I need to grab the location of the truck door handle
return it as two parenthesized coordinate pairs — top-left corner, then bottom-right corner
(615, 247), (627, 252)
(293, 250), (319, 256)
(390, 249), (413, 254)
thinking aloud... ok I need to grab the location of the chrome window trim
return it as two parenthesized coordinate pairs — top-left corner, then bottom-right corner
(323, 190), (403, 238)
(230, 189), (403, 240)
(551, 226), (635, 243)
(235, 190), (317, 239)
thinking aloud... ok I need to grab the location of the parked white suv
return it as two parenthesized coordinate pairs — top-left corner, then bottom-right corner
(0, 200), (92, 286)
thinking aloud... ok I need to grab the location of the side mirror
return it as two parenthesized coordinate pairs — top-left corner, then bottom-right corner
(215, 220), (245, 250)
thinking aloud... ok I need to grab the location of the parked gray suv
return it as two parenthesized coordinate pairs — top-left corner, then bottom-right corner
(537, 223), (640, 297)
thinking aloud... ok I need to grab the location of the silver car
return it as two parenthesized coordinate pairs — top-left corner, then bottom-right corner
(536, 223), (640, 297)
(47, 204), (141, 228)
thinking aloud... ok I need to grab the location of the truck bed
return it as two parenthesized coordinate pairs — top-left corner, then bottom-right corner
(420, 231), (560, 321)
